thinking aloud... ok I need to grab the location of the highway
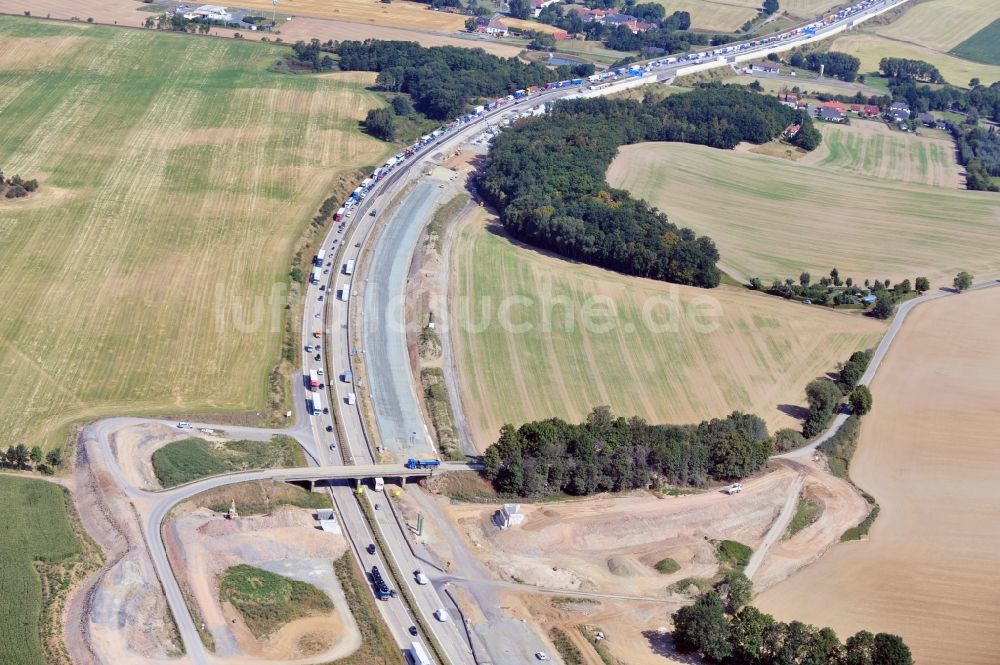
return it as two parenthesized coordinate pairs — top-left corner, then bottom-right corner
(75, 0), (926, 663)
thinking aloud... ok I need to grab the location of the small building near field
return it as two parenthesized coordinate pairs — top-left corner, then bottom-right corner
(861, 294), (877, 305)
(747, 61), (780, 74)
(532, 0), (560, 16)
(476, 16), (509, 36)
(820, 107), (846, 122)
(784, 123), (801, 138)
(888, 100), (911, 118)
(917, 112), (936, 126)
(182, 4), (232, 22)
(886, 109), (910, 123)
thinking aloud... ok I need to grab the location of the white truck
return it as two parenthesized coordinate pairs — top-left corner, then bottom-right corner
(346, 393), (356, 406)
(414, 570), (429, 585)
(408, 642), (432, 665)
(344, 259), (355, 275)
(339, 284), (349, 302)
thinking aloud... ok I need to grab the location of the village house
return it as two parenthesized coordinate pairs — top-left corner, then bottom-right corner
(476, 15), (509, 36)
(820, 106), (846, 122)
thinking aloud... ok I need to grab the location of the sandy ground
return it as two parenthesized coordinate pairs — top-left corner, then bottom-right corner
(109, 421), (191, 490)
(757, 286), (1000, 665)
(0, 0), (523, 57)
(64, 434), (184, 665)
(441, 461), (865, 598)
(420, 459), (865, 664)
(164, 505), (361, 663)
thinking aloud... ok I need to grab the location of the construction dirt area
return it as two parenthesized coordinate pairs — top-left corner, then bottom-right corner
(164, 503), (361, 663)
(410, 458), (868, 664)
(757, 285), (1000, 665)
(108, 421), (199, 491)
(64, 428), (183, 665)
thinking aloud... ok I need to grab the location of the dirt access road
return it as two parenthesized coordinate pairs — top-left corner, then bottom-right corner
(758, 285), (1000, 665)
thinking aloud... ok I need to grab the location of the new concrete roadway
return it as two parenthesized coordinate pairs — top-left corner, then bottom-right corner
(73, 1), (923, 662)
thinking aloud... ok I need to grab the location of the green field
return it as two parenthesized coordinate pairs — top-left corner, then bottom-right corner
(151, 435), (305, 487)
(951, 19), (1000, 66)
(0, 17), (391, 451)
(608, 142), (1000, 285)
(219, 564), (333, 639)
(0, 476), (84, 665)
(452, 215), (883, 448)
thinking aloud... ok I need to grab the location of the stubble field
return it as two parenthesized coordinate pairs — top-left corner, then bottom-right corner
(830, 0), (1000, 85)
(801, 119), (959, 188)
(0, 17), (391, 450)
(655, 0), (759, 32)
(607, 141), (1000, 285)
(757, 285), (1000, 665)
(451, 213), (883, 449)
(235, 0), (466, 31)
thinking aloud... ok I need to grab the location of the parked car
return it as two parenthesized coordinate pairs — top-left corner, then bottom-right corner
(177, 421), (192, 429)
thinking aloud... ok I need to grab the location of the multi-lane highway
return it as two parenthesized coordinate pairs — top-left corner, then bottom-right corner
(78, 1), (928, 663)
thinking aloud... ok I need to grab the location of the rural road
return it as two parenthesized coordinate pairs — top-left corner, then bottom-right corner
(67, 0), (924, 662)
(779, 278), (1000, 461)
(745, 473), (807, 580)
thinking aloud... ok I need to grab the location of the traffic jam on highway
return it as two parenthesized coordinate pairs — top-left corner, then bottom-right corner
(292, 0), (903, 656)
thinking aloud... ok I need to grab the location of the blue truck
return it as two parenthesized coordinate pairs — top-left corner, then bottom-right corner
(405, 458), (441, 470)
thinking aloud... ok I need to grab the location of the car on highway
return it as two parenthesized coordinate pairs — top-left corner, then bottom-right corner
(326, 425), (334, 432)
(367, 543), (376, 555)
(305, 344), (313, 352)
(329, 441), (336, 449)
(318, 295), (324, 301)
(315, 354), (322, 361)
(177, 421), (191, 429)
(409, 625), (418, 636)
(317, 367), (323, 375)
(414, 570), (429, 585)
(535, 653), (549, 661)
(314, 313), (321, 318)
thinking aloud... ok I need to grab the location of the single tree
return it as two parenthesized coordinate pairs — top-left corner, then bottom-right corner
(849, 385), (873, 415)
(830, 268), (841, 286)
(845, 276), (853, 288)
(719, 571), (753, 612)
(748, 277), (763, 290)
(364, 108), (396, 141)
(10, 443), (30, 469)
(46, 448), (62, 467)
(844, 630), (876, 665)
(672, 592), (733, 662)
(870, 294), (895, 320)
(914, 276), (930, 293)
(465, 17), (478, 32)
(873, 633), (913, 665)
(953, 271), (973, 292)
(799, 271), (811, 287)
(730, 606), (774, 663)
(30, 446), (43, 466)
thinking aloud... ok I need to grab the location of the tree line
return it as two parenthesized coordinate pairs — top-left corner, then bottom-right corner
(479, 86), (814, 288)
(2, 444), (63, 475)
(802, 350), (873, 438)
(673, 591), (912, 665)
(483, 407), (773, 497)
(749, 268), (930, 318)
(879, 57), (943, 84)
(333, 39), (593, 120)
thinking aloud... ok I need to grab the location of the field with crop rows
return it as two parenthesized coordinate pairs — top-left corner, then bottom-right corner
(0, 476), (82, 665)
(236, 0), (466, 31)
(951, 19), (1000, 67)
(655, 0), (759, 32)
(608, 142), (1000, 285)
(831, 0), (1000, 85)
(805, 120), (959, 188)
(451, 213), (884, 449)
(0, 17), (392, 450)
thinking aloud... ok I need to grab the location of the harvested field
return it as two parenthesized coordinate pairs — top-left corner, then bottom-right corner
(779, 0), (841, 18)
(607, 142), (1000, 285)
(236, 0), (466, 31)
(451, 212), (883, 449)
(831, 31), (1000, 86)
(0, 0), (523, 56)
(0, 17), (391, 450)
(875, 0), (999, 52)
(802, 119), (960, 188)
(443, 460), (867, 598)
(950, 19), (1000, 67)
(757, 286), (1000, 665)
(654, 0), (759, 32)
